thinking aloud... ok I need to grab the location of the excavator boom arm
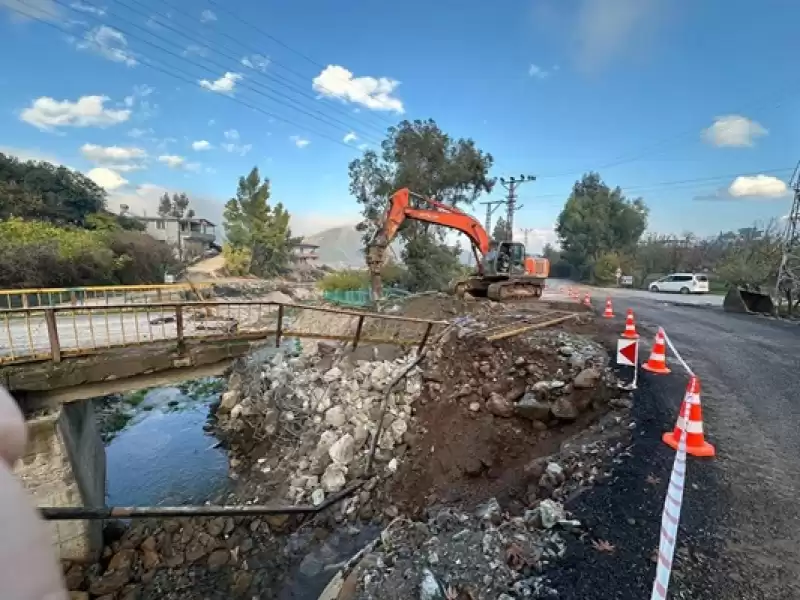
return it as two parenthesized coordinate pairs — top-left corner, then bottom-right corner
(368, 188), (490, 263)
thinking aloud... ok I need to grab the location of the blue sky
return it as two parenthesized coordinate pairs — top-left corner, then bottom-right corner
(1, 0), (799, 251)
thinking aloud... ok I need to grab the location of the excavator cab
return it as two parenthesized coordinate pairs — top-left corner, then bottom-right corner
(487, 241), (527, 276)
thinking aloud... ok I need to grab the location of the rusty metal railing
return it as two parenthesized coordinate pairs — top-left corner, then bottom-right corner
(0, 301), (446, 365)
(0, 283), (213, 310)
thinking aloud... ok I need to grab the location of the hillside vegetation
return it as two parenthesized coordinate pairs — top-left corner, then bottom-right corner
(0, 152), (177, 289)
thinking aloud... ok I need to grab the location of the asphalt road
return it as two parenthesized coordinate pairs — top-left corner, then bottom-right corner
(549, 292), (800, 599)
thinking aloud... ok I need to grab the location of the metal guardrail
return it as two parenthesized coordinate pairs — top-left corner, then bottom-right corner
(0, 283), (213, 310)
(0, 300), (446, 365)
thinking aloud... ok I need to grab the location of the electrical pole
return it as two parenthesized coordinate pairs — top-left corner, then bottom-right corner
(499, 175), (536, 241)
(520, 227), (536, 253)
(775, 161), (800, 315)
(479, 200), (507, 237)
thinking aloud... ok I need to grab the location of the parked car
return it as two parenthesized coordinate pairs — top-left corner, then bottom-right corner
(649, 273), (709, 294)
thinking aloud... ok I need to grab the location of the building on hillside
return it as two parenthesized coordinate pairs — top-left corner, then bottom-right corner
(131, 214), (219, 261)
(291, 242), (319, 264)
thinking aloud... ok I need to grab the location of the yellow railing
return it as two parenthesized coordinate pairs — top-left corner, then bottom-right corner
(0, 301), (445, 365)
(0, 283), (214, 310)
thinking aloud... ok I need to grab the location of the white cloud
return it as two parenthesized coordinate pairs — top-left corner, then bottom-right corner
(200, 9), (216, 22)
(0, 0), (60, 22)
(81, 143), (147, 163)
(343, 131), (357, 144)
(183, 44), (207, 57)
(512, 226), (559, 254)
(357, 143), (369, 151)
(528, 64), (550, 79)
(20, 95), (131, 131)
(88, 166), (128, 190)
(312, 65), (404, 113)
(158, 154), (185, 168)
(70, 1), (104, 15)
(127, 127), (152, 138)
(224, 128), (239, 141)
(728, 175), (788, 198)
(77, 25), (137, 66)
(702, 115), (767, 148)
(221, 142), (252, 156)
(208, 119), (216, 126)
(291, 135), (310, 148)
(0, 145), (68, 166)
(192, 140), (212, 151)
(241, 54), (269, 71)
(199, 71), (241, 94)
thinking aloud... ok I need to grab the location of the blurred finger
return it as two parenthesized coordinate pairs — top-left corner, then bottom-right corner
(0, 385), (27, 467)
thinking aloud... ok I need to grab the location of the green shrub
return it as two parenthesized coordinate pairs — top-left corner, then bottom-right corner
(318, 269), (369, 292)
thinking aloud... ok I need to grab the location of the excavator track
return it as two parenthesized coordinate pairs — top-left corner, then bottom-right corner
(486, 280), (544, 301)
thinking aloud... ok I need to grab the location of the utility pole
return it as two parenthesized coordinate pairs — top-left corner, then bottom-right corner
(520, 227), (536, 253)
(479, 200), (507, 237)
(775, 161), (800, 315)
(499, 175), (536, 240)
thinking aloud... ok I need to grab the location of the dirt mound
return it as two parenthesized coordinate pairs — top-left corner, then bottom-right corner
(389, 322), (614, 516)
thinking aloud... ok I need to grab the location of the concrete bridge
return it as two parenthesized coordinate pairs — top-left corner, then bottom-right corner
(1, 290), (444, 563)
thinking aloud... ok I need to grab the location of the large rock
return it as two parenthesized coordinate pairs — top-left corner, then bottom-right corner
(486, 392), (514, 418)
(328, 433), (355, 465)
(515, 392), (551, 422)
(262, 290), (294, 304)
(321, 464), (347, 492)
(573, 368), (602, 389)
(324, 405), (346, 427)
(551, 396), (579, 421)
(89, 568), (131, 596)
(219, 390), (240, 413)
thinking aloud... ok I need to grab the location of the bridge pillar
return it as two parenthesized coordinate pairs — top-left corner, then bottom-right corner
(14, 400), (106, 562)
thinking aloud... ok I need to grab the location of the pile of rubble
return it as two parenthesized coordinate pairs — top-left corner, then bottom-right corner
(215, 342), (424, 512)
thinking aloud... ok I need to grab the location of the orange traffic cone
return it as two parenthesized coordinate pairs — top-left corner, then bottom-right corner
(583, 293), (592, 307)
(602, 298), (614, 318)
(663, 376), (715, 458)
(621, 309), (639, 339)
(642, 327), (671, 374)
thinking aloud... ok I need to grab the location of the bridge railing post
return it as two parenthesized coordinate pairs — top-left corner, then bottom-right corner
(275, 304), (284, 348)
(175, 304), (185, 352)
(44, 309), (61, 363)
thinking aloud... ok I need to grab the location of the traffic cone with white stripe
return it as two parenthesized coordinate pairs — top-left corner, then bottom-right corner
(663, 376), (715, 458)
(602, 298), (614, 318)
(642, 327), (671, 374)
(621, 309), (639, 339)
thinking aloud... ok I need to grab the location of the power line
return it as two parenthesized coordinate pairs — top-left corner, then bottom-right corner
(13, 1), (369, 150)
(106, 0), (389, 140)
(53, 0), (386, 146)
(526, 166), (796, 204)
(536, 86), (797, 180)
(202, 0), (398, 129)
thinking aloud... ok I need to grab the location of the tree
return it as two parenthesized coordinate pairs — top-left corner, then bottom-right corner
(0, 152), (105, 226)
(222, 167), (296, 277)
(715, 221), (782, 291)
(492, 216), (510, 242)
(347, 119), (495, 292)
(556, 172), (648, 282)
(157, 192), (195, 219)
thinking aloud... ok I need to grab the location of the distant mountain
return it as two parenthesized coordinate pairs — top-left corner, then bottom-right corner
(304, 225), (367, 268)
(304, 225), (406, 268)
(305, 224), (477, 269)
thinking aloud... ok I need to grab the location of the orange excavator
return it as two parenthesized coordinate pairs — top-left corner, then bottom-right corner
(366, 188), (550, 301)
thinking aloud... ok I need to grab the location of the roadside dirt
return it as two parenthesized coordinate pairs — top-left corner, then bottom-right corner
(389, 317), (619, 517)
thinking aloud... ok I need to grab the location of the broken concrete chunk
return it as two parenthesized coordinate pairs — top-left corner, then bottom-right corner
(486, 392), (515, 418)
(328, 433), (355, 465)
(515, 392), (551, 422)
(324, 405), (347, 427)
(321, 464), (347, 493)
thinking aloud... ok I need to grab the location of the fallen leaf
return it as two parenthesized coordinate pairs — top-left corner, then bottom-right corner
(593, 539), (616, 553)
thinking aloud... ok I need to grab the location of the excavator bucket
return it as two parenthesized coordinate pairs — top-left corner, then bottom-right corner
(723, 287), (774, 315)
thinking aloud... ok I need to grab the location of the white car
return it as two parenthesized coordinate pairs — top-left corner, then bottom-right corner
(649, 273), (709, 295)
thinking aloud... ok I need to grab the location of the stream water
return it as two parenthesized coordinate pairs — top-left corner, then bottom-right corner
(98, 341), (377, 599)
(104, 379), (230, 507)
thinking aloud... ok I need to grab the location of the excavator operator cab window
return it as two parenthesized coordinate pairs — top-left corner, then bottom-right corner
(499, 242), (525, 269)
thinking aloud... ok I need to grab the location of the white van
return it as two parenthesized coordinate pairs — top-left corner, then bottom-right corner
(648, 273), (709, 295)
